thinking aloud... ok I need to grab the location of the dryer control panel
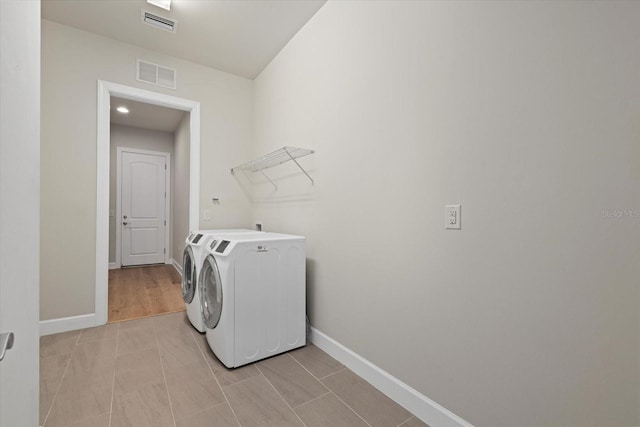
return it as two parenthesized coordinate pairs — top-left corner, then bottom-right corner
(216, 240), (231, 254)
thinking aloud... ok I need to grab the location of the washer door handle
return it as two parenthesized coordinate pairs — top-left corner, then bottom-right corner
(0, 332), (14, 361)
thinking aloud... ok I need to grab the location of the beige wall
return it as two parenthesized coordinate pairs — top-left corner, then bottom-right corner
(172, 114), (191, 267)
(253, 1), (640, 426)
(41, 20), (253, 320)
(109, 124), (176, 264)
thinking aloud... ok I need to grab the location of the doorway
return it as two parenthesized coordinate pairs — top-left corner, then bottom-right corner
(107, 98), (188, 322)
(96, 81), (201, 325)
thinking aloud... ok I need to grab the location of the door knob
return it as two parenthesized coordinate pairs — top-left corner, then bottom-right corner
(123, 222), (128, 226)
(123, 215), (127, 219)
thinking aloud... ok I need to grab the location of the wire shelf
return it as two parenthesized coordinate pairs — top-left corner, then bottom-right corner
(231, 146), (315, 187)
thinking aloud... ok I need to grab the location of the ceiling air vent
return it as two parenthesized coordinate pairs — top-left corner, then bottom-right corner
(137, 59), (177, 90)
(141, 9), (177, 33)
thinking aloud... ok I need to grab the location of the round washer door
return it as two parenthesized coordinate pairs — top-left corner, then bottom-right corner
(199, 254), (223, 329)
(182, 246), (196, 303)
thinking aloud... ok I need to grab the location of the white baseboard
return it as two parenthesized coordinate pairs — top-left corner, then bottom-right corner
(170, 258), (183, 276)
(40, 313), (99, 336)
(309, 327), (473, 427)
(108, 262), (119, 270)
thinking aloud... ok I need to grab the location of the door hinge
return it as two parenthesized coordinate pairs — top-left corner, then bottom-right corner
(164, 220), (166, 226)
(165, 164), (167, 170)
(164, 248), (166, 254)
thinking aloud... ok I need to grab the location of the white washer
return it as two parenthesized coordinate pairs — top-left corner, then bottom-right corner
(199, 232), (306, 368)
(182, 229), (256, 332)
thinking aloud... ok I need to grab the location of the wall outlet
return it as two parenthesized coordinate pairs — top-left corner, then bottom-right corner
(203, 209), (211, 221)
(446, 204), (461, 229)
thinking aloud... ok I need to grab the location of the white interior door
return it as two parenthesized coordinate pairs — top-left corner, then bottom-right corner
(1, 0), (40, 425)
(120, 150), (167, 266)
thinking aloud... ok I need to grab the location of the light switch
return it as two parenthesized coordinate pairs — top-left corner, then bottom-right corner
(203, 209), (211, 221)
(446, 205), (461, 229)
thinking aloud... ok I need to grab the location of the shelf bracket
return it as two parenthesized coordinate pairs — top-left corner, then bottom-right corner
(283, 147), (314, 185)
(260, 171), (278, 190)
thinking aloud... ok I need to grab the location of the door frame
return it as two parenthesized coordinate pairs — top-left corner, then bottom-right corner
(115, 147), (171, 268)
(96, 80), (200, 325)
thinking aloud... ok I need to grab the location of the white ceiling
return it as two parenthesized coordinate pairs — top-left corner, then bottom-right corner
(41, 0), (326, 79)
(110, 96), (187, 132)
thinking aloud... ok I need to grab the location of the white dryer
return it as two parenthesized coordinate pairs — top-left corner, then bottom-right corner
(182, 229), (256, 332)
(199, 232), (306, 368)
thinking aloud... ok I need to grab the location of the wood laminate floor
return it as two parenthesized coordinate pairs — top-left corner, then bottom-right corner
(108, 264), (184, 323)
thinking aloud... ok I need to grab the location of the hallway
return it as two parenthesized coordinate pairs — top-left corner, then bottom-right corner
(108, 265), (183, 323)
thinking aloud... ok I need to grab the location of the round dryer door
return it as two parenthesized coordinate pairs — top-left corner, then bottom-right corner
(182, 246), (196, 303)
(199, 254), (223, 329)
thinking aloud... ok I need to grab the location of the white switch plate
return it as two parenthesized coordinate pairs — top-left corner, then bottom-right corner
(203, 209), (211, 221)
(446, 204), (461, 229)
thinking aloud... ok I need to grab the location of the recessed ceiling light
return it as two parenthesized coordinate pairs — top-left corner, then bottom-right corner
(116, 106), (129, 114)
(147, 0), (171, 11)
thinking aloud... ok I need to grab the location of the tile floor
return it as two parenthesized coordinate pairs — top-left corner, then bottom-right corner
(40, 312), (429, 427)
